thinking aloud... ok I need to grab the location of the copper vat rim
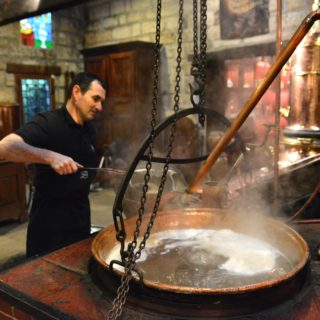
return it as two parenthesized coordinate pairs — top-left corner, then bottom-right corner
(91, 208), (310, 295)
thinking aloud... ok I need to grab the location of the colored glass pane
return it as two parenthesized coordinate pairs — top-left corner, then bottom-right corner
(21, 78), (51, 123)
(20, 13), (53, 49)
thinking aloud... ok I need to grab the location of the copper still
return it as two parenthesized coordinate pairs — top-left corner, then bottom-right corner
(283, 0), (320, 151)
(289, 1), (320, 130)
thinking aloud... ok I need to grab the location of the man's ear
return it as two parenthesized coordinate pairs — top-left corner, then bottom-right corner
(72, 84), (82, 100)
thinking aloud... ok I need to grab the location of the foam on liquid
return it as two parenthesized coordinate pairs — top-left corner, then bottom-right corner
(106, 228), (292, 288)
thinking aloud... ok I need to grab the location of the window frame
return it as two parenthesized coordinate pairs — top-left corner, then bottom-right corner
(15, 73), (55, 124)
(6, 63), (60, 126)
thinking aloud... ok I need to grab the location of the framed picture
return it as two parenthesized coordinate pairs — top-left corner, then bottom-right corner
(220, 0), (269, 40)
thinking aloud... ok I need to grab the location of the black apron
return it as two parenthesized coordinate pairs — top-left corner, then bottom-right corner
(26, 168), (96, 257)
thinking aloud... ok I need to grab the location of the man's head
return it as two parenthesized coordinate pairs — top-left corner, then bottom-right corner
(68, 72), (107, 124)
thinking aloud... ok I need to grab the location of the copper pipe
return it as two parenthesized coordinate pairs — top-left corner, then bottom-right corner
(188, 9), (320, 193)
(272, 0), (283, 215)
(287, 181), (320, 222)
(290, 219), (320, 224)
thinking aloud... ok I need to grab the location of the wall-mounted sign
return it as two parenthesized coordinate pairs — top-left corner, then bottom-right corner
(220, 0), (269, 40)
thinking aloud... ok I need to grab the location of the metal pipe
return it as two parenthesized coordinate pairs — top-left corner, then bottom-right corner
(272, 0), (283, 215)
(290, 219), (320, 224)
(287, 181), (320, 222)
(188, 9), (320, 193)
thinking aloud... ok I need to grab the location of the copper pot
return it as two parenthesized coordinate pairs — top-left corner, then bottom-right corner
(91, 208), (309, 318)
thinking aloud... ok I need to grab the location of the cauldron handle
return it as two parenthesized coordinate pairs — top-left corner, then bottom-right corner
(109, 259), (144, 285)
(112, 106), (246, 259)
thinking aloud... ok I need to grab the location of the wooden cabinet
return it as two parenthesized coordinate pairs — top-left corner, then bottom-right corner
(0, 103), (27, 222)
(0, 104), (20, 140)
(82, 41), (155, 160)
(0, 161), (27, 222)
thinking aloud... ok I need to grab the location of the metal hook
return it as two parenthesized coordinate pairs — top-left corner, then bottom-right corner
(109, 259), (145, 286)
(189, 74), (206, 126)
(189, 77), (204, 108)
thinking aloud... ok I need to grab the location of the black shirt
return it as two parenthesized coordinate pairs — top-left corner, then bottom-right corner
(15, 105), (98, 257)
(16, 105), (98, 199)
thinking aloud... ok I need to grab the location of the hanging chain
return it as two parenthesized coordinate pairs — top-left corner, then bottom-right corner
(107, 0), (161, 316)
(192, 0), (199, 66)
(190, 0), (207, 126)
(107, 0), (184, 318)
(199, 0), (207, 116)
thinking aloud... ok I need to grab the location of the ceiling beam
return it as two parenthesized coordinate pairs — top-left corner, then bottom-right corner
(0, 0), (95, 27)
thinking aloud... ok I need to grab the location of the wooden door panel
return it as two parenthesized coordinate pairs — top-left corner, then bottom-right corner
(94, 113), (138, 155)
(108, 115), (134, 140)
(0, 176), (17, 205)
(84, 56), (107, 81)
(0, 162), (27, 222)
(82, 42), (154, 157)
(107, 52), (134, 98)
(0, 105), (20, 139)
(106, 113), (143, 160)
(107, 97), (133, 114)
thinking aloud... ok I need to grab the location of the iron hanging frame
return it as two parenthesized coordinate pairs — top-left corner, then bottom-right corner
(111, 106), (247, 264)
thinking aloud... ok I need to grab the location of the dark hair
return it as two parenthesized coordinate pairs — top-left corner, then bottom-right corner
(67, 72), (107, 99)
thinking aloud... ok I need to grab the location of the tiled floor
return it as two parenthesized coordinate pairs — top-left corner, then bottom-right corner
(0, 187), (116, 271)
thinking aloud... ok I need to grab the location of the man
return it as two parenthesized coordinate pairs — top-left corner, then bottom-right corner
(0, 72), (107, 257)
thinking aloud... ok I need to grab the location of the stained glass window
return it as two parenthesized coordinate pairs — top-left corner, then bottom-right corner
(21, 79), (51, 123)
(20, 13), (53, 49)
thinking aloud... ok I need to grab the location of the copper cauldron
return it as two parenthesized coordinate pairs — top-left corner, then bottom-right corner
(91, 208), (309, 318)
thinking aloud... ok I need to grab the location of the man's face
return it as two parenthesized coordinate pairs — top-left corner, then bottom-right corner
(73, 80), (106, 123)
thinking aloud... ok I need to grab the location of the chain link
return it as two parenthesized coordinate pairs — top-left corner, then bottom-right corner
(190, 0), (207, 127)
(106, 0), (184, 318)
(192, 0), (199, 66)
(199, 0), (207, 116)
(107, 0), (162, 316)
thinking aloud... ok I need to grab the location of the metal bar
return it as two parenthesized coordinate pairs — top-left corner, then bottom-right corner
(272, 0), (283, 215)
(35, 166), (125, 175)
(81, 167), (125, 174)
(290, 219), (320, 224)
(188, 9), (320, 193)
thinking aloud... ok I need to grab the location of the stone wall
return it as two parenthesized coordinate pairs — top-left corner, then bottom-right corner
(0, 6), (86, 106)
(84, 0), (314, 116)
(0, 0), (315, 112)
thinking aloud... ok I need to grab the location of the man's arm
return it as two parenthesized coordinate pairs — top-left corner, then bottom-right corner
(0, 133), (81, 175)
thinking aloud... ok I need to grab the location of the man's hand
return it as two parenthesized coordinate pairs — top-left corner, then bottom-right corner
(0, 133), (82, 175)
(49, 152), (82, 175)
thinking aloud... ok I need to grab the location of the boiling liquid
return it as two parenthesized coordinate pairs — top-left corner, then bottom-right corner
(106, 229), (293, 289)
